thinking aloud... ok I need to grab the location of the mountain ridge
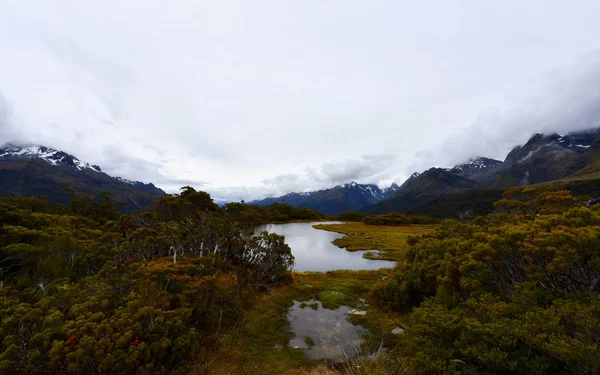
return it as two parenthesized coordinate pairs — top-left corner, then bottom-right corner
(367, 127), (600, 215)
(249, 127), (600, 217)
(0, 143), (165, 211)
(250, 181), (399, 215)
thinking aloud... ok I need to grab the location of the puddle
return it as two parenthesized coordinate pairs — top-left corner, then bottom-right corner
(287, 299), (366, 361)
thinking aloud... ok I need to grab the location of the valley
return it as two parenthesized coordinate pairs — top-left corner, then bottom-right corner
(1, 129), (600, 374)
(2, 4), (600, 373)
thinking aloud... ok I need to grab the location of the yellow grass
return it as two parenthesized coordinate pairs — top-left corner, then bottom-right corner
(312, 222), (437, 261)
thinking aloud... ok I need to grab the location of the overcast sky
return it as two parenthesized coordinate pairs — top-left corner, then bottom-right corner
(1, 1), (600, 201)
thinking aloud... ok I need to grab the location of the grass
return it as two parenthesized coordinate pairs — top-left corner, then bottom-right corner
(312, 222), (437, 261)
(202, 270), (395, 375)
(318, 290), (356, 309)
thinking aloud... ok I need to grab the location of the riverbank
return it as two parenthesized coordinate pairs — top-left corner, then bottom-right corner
(202, 270), (403, 375)
(312, 222), (437, 261)
(266, 219), (339, 225)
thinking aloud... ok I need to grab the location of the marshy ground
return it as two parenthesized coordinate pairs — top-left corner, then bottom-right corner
(203, 222), (433, 375)
(313, 222), (437, 261)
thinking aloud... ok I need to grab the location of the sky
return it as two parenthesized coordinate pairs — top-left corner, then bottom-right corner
(1, 1), (600, 202)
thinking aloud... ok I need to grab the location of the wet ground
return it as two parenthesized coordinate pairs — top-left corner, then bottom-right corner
(286, 299), (366, 361)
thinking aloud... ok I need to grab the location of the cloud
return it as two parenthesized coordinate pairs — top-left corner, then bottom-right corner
(208, 153), (401, 201)
(0, 92), (27, 145)
(1, 1), (600, 202)
(409, 56), (600, 174)
(213, 57), (600, 202)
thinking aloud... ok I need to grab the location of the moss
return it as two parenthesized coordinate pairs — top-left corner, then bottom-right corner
(318, 290), (356, 309)
(206, 270), (395, 375)
(308, 302), (319, 310)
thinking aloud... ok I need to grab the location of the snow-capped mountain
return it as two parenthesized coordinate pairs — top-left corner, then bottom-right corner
(0, 144), (103, 172)
(495, 129), (600, 187)
(450, 157), (503, 180)
(366, 127), (600, 215)
(250, 181), (399, 215)
(0, 143), (165, 211)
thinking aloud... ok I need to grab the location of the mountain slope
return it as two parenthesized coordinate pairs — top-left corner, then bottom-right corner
(489, 130), (600, 188)
(451, 157), (503, 182)
(364, 168), (481, 214)
(250, 182), (399, 215)
(0, 144), (165, 211)
(365, 127), (600, 215)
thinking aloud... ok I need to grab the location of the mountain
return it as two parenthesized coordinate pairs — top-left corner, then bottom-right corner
(490, 130), (600, 188)
(250, 182), (399, 215)
(364, 167), (482, 214)
(366, 127), (600, 216)
(0, 144), (165, 211)
(451, 157), (503, 181)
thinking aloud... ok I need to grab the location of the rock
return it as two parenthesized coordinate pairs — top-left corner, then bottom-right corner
(391, 327), (405, 335)
(365, 236), (373, 239)
(347, 309), (367, 316)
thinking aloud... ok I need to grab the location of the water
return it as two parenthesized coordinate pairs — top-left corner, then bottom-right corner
(287, 300), (366, 361)
(260, 221), (394, 272)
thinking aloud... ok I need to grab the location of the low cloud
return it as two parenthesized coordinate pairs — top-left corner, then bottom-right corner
(408, 57), (600, 175)
(2, 2), (600, 203)
(208, 153), (401, 202)
(213, 58), (600, 202)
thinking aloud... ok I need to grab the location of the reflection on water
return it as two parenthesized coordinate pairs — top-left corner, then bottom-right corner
(261, 222), (394, 272)
(287, 300), (366, 361)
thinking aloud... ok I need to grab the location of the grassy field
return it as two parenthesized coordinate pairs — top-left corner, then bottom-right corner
(312, 222), (437, 261)
(202, 270), (401, 375)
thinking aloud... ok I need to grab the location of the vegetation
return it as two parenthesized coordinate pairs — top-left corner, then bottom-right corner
(407, 177), (600, 220)
(313, 222), (437, 261)
(2, 183), (599, 375)
(369, 188), (600, 374)
(224, 201), (326, 225)
(0, 157), (165, 212)
(363, 213), (439, 226)
(0, 188), (296, 374)
(363, 213), (411, 225)
(337, 211), (366, 222)
(207, 270), (394, 375)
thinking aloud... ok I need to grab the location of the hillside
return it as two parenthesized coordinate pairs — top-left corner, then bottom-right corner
(364, 168), (481, 214)
(366, 127), (600, 215)
(0, 144), (165, 211)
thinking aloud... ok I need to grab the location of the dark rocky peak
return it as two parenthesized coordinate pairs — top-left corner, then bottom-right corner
(452, 157), (502, 171)
(504, 128), (600, 167)
(565, 127), (600, 147)
(400, 172), (421, 188)
(403, 167), (479, 190)
(450, 157), (503, 181)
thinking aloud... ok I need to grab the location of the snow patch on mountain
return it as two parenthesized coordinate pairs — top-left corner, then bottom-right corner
(0, 144), (102, 172)
(115, 177), (138, 186)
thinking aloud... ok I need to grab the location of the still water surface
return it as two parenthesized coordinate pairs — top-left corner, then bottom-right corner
(261, 221), (393, 272)
(287, 300), (366, 361)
